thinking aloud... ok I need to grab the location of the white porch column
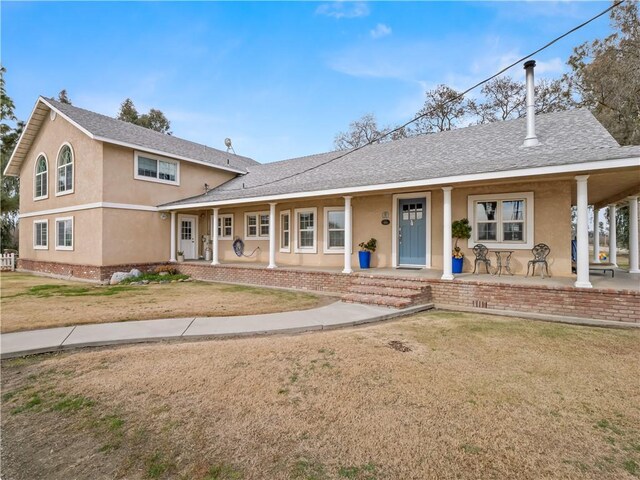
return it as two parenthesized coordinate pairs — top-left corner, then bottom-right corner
(268, 203), (277, 269)
(609, 204), (617, 266)
(574, 176), (592, 288)
(441, 187), (454, 280)
(211, 207), (220, 266)
(629, 196), (640, 273)
(170, 211), (177, 262)
(343, 196), (353, 274)
(593, 207), (600, 263)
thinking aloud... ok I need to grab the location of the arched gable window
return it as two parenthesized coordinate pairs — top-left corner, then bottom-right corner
(34, 154), (48, 199)
(57, 144), (74, 194)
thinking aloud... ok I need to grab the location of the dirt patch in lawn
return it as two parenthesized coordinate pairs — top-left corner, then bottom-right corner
(0, 272), (330, 333)
(2, 311), (639, 479)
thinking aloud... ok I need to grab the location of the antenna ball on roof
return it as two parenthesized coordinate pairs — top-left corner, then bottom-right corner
(225, 138), (232, 148)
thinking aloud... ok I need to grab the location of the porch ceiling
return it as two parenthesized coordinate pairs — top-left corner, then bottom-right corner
(570, 167), (640, 207)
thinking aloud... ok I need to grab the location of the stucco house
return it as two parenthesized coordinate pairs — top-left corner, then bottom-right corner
(4, 62), (640, 322)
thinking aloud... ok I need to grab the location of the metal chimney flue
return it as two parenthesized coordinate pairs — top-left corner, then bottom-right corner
(523, 60), (539, 147)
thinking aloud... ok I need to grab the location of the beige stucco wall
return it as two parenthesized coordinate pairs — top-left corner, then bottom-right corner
(19, 209), (104, 265)
(101, 144), (236, 206)
(102, 209), (170, 265)
(19, 113), (104, 214)
(189, 179), (572, 276)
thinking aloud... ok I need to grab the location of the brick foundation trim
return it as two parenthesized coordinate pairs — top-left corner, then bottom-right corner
(176, 263), (353, 293)
(17, 259), (170, 282)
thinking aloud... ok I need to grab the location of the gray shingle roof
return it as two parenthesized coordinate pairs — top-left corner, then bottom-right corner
(164, 108), (640, 206)
(46, 98), (258, 172)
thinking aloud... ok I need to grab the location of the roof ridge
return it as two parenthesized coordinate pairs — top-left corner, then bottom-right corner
(44, 97), (259, 164)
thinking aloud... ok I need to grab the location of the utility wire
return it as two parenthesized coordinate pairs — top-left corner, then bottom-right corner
(230, 0), (624, 193)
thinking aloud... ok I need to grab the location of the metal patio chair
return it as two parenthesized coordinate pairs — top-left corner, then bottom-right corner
(472, 244), (492, 274)
(527, 243), (551, 278)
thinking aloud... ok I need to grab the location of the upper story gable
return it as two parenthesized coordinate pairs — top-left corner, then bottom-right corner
(4, 97), (257, 212)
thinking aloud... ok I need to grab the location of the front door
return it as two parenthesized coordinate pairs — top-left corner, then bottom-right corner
(398, 198), (426, 266)
(179, 215), (197, 259)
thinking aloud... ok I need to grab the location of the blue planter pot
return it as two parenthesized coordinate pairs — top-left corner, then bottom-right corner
(359, 251), (371, 269)
(452, 256), (464, 274)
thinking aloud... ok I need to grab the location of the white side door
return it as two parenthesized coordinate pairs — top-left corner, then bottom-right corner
(178, 215), (198, 259)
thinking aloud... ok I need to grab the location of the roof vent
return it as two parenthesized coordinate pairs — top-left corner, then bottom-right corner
(523, 60), (539, 147)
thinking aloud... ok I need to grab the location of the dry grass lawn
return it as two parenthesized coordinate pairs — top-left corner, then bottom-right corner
(2, 311), (639, 479)
(0, 272), (326, 333)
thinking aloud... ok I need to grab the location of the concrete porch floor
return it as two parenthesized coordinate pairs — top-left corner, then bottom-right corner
(183, 260), (640, 292)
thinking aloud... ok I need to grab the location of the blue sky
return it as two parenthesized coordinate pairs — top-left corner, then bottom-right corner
(2, 1), (613, 163)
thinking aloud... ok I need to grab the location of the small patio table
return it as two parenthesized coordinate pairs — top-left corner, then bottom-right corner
(491, 250), (514, 276)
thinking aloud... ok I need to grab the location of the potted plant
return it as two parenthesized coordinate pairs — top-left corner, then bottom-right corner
(177, 250), (185, 263)
(451, 218), (472, 274)
(358, 238), (377, 269)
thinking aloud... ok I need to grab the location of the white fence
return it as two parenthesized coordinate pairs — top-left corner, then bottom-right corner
(0, 253), (16, 271)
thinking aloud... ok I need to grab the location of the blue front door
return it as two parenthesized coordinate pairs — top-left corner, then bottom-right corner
(398, 198), (426, 265)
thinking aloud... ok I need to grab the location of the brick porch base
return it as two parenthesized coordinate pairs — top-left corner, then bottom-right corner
(176, 263), (639, 324)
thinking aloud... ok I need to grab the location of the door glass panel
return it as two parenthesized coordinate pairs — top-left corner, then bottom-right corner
(181, 221), (192, 240)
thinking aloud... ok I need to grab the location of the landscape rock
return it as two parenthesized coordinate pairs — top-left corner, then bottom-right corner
(129, 268), (142, 278)
(109, 271), (131, 285)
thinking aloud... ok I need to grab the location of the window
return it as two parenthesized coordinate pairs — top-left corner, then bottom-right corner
(134, 151), (179, 185)
(294, 208), (317, 253)
(467, 192), (534, 249)
(34, 154), (48, 199)
(245, 212), (269, 239)
(33, 220), (48, 249)
(55, 217), (73, 250)
(280, 210), (290, 252)
(216, 214), (233, 239)
(323, 207), (347, 253)
(56, 144), (74, 195)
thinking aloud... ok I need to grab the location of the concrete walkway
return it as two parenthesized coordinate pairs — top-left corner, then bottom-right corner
(0, 301), (433, 359)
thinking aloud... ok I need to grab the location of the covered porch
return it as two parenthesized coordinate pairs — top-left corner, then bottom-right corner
(162, 166), (640, 291)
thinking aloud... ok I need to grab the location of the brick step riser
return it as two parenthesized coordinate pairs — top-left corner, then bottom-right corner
(347, 285), (430, 299)
(342, 293), (413, 309)
(352, 277), (427, 290)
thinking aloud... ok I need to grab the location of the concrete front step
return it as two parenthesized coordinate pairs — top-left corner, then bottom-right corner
(342, 293), (414, 308)
(353, 276), (426, 290)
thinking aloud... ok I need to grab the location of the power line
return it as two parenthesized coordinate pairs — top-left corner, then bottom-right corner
(230, 0), (624, 193)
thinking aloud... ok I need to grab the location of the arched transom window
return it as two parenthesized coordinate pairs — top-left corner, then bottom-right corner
(57, 144), (74, 194)
(34, 155), (48, 199)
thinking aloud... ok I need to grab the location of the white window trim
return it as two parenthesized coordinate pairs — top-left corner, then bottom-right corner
(244, 211), (269, 240)
(391, 192), (432, 268)
(467, 192), (534, 250)
(134, 150), (180, 186)
(55, 142), (75, 197)
(323, 206), (352, 254)
(55, 216), (74, 251)
(280, 209), (291, 253)
(33, 152), (49, 201)
(211, 213), (234, 240)
(294, 207), (318, 254)
(33, 219), (48, 250)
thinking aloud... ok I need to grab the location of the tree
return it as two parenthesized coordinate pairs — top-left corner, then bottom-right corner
(116, 98), (171, 134)
(1, 66), (21, 251)
(413, 85), (469, 134)
(469, 76), (526, 123)
(117, 98), (140, 124)
(568, 1), (640, 145)
(334, 113), (388, 150)
(469, 76), (573, 125)
(138, 108), (171, 135)
(57, 89), (72, 105)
